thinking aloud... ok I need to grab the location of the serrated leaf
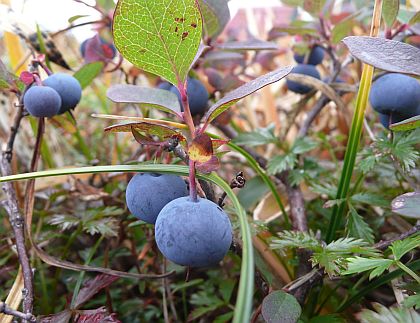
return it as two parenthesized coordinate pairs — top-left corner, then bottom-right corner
(346, 205), (374, 244)
(267, 154), (297, 175)
(403, 294), (420, 309)
(392, 192), (420, 219)
(215, 40), (278, 51)
(390, 235), (420, 260)
(343, 257), (393, 278)
(106, 84), (182, 115)
(390, 115), (420, 132)
(359, 302), (420, 323)
(113, 0), (202, 86)
(292, 137), (318, 154)
(342, 36), (420, 76)
(271, 230), (321, 252)
(382, 0), (399, 27)
(73, 62), (104, 89)
(233, 124), (277, 147)
(202, 66), (293, 127)
(261, 290), (302, 323)
(198, 0), (230, 39)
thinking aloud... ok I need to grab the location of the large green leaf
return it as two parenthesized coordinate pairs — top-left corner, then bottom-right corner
(382, 0), (399, 27)
(390, 115), (420, 132)
(113, 0), (202, 86)
(0, 164), (254, 323)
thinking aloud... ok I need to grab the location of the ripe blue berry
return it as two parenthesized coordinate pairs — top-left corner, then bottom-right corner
(294, 46), (325, 65)
(286, 64), (321, 94)
(369, 73), (420, 118)
(43, 73), (82, 113)
(157, 81), (173, 91)
(23, 86), (61, 117)
(170, 78), (209, 116)
(125, 173), (188, 224)
(155, 197), (232, 267)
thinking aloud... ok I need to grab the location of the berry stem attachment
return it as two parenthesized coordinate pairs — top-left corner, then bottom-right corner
(33, 74), (43, 86)
(189, 159), (198, 202)
(178, 82), (195, 138)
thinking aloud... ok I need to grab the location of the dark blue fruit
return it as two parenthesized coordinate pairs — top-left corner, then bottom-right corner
(43, 73), (82, 114)
(286, 64), (321, 94)
(369, 73), (420, 118)
(155, 197), (232, 267)
(170, 78), (209, 116)
(294, 46), (325, 65)
(378, 113), (390, 129)
(157, 81), (173, 91)
(125, 173), (188, 224)
(23, 86), (61, 117)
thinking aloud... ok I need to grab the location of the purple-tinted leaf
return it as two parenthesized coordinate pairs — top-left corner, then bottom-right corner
(196, 155), (220, 173)
(390, 115), (420, 132)
(84, 34), (111, 63)
(73, 274), (119, 309)
(342, 36), (420, 76)
(392, 192), (420, 219)
(212, 138), (229, 150)
(19, 71), (34, 85)
(40, 310), (72, 323)
(204, 68), (245, 92)
(215, 39), (278, 51)
(202, 66), (293, 129)
(199, 0), (230, 39)
(190, 44), (209, 69)
(107, 84), (182, 116)
(75, 307), (121, 323)
(262, 290), (302, 323)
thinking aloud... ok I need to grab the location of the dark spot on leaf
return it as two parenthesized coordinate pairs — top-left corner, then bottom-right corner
(175, 26), (178, 33)
(175, 17), (185, 23)
(182, 32), (189, 41)
(138, 48), (146, 54)
(191, 22), (197, 28)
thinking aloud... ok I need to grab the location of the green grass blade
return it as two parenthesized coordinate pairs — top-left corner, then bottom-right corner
(0, 164), (254, 322)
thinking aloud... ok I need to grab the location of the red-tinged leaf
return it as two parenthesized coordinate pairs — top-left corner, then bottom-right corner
(215, 39), (278, 51)
(40, 310), (72, 323)
(105, 122), (185, 142)
(106, 84), (182, 116)
(389, 115), (420, 132)
(75, 307), (121, 323)
(212, 138), (229, 150)
(342, 36), (420, 76)
(84, 34), (111, 63)
(131, 128), (158, 145)
(196, 155), (220, 173)
(73, 274), (119, 309)
(19, 71), (34, 85)
(202, 66), (293, 129)
(189, 133), (213, 163)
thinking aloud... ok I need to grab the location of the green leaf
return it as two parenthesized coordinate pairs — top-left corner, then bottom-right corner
(267, 154), (297, 175)
(198, 0), (230, 39)
(233, 124), (277, 147)
(408, 11), (420, 25)
(309, 314), (346, 323)
(73, 62), (104, 89)
(390, 115), (420, 132)
(359, 303), (420, 323)
(261, 290), (302, 323)
(351, 192), (388, 208)
(271, 230), (321, 252)
(292, 137), (318, 154)
(68, 15), (89, 24)
(382, 0), (399, 27)
(0, 164), (254, 323)
(214, 312), (234, 323)
(346, 205), (375, 244)
(392, 192), (420, 219)
(237, 176), (269, 211)
(390, 235), (420, 261)
(343, 257), (393, 279)
(331, 18), (355, 44)
(113, 0), (202, 86)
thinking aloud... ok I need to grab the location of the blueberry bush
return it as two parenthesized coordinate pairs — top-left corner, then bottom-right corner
(0, 0), (419, 322)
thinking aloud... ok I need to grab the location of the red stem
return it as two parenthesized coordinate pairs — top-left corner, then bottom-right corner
(189, 159), (198, 202)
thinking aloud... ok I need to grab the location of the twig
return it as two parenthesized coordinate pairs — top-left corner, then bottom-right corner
(218, 171), (245, 207)
(0, 302), (36, 322)
(374, 224), (420, 251)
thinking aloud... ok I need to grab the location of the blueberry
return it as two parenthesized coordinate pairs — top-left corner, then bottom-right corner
(43, 73), (82, 114)
(286, 64), (321, 94)
(157, 81), (173, 91)
(369, 73), (420, 118)
(294, 46), (325, 65)
(170, 78), (209, 116)
(23, 86), (61, 117)
(125, 173), (188, 224)
(155, 197), (232, 267)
